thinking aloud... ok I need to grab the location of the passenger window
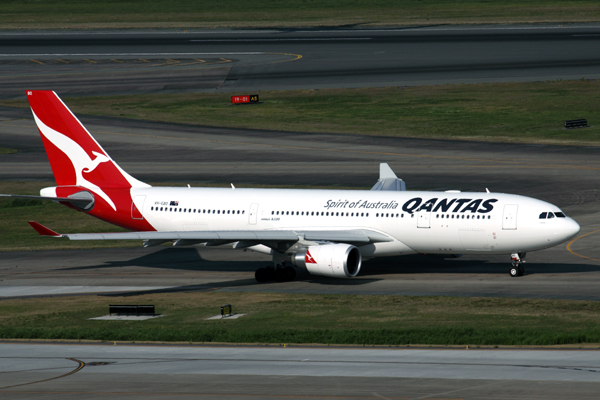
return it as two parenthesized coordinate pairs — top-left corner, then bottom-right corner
(548, 212), (555, 219)
(539, 212), (547, 219)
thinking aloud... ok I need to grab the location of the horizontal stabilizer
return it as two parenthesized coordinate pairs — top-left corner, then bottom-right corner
(28, 221), (62, 237)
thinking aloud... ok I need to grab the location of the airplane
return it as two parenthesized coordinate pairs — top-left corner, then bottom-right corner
(1, 90), (581, 281)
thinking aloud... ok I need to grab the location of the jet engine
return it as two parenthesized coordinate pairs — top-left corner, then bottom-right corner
(291, 243), (361, 278)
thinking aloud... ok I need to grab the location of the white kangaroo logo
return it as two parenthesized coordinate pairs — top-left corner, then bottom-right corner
(33, 112), (117, 211)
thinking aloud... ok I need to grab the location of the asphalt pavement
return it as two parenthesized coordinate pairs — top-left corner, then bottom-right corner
(2, 24), (600, 98)
(2, 343), (600, 400)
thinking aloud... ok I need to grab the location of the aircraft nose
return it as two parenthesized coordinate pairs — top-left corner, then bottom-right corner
(564, 218), (581, 240)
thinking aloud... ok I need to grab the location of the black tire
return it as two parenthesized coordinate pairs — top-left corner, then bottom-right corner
(267, 267), (276, 281)
(275, 267), (289, 282)
(518, 265), (525, 276)
(255, 268), (268, 283)
(285, 266), (297, 281)
(509, 266), (519, 277)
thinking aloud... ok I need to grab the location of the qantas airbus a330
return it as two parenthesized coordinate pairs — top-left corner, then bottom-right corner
(1, 91), (580, 281)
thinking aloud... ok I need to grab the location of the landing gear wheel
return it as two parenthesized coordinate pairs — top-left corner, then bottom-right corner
(275, 268), (289, 282)
(255, 266), (276, 283)
(285, 266), (297, 281)
(255, 268), (268, 283)
(509, 264), (525, 277)
(264, 267), (275, 281)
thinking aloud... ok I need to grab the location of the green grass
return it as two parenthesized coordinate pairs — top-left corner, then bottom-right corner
(2, 292), (600, 346)
(0, 148), (17, 156)
(0, 0), (598, 28)
(3, 81), (598, 145)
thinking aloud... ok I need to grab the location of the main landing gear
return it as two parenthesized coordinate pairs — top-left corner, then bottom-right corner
(509, 252), (526, 277)
(255, 266), (297, 283)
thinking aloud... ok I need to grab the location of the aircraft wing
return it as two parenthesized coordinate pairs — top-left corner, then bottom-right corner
(28, 222), (392, 250)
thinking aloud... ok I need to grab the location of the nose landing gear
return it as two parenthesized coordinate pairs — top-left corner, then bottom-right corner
(509, 252), (526, 277)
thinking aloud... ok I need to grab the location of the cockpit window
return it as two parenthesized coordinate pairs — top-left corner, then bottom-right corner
(539, 212), (547, 219)
(555, 212), (566, 218)
(547, 212), (555, 219)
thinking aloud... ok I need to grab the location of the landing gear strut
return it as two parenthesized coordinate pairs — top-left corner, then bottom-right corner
(255, 265), (296, 283)
(509, 252), (526, 277)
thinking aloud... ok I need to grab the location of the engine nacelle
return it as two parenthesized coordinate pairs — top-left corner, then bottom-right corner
(291, 243), (362, 278)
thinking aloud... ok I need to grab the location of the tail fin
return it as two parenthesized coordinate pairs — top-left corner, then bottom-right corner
(26, 90), (148, 190)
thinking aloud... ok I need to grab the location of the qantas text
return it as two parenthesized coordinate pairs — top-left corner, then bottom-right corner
(325, 198), (498, 214)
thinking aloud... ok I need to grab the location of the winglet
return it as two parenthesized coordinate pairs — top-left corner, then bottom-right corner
(28, 221), (63, 237)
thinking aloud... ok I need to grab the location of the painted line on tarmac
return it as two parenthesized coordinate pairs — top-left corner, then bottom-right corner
(0, 357), (84, 390)
(190, 38), (372, 41)
(0, 52), (265, 57)
(566, 229), (600, 263)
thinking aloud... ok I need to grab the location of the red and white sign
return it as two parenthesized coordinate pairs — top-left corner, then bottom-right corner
(231, 94), (259, 104)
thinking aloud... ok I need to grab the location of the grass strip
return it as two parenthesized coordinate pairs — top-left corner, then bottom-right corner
(0, 148), (17, 155)
(3, 80), (598, 145)
(1, 293), (600, 346)
(1, 0), (598, 29)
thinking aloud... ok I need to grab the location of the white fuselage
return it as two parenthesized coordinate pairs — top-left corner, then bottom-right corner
(131, 187), (580, 257)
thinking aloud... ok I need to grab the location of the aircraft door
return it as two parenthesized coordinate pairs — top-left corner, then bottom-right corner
(131, 195), (146, 220)
(249, 203), (259, 225)
(502, 204), (518, 230)
(417, 210), (431, 228)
